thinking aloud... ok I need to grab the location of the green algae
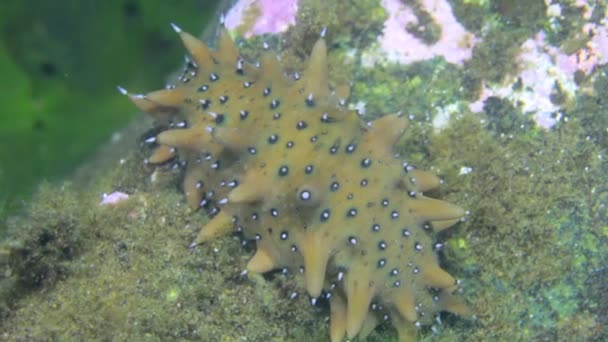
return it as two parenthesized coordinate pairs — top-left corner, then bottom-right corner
(353, 58), (466, 119)
(489, 0), (547, 33)
(542, 0), (602, 49)
(404, 0), (444, 44)
(465, 27), (525, 87)
(423, 106), (607, 340)
(576, 66), (608, 148)
(223, 0), (388, 116)
(0, 152), (326, 341)
(449, 0), (546, 92)
(481, 95), (537, 135)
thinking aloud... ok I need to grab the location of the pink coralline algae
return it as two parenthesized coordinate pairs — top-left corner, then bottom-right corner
(224, 0), (299, 38)
(469, 0), (608, 131)
(553, 24), (608, 76)
(99, 191), (130, 206)
(470, 24), (608, 130)
(365, 0), (478, 66)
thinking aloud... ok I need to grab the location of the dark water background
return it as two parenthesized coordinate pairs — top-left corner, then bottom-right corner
(0, 0), (219, 218)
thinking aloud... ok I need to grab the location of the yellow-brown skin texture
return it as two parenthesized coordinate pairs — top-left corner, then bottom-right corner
(125, 24), (469, 341)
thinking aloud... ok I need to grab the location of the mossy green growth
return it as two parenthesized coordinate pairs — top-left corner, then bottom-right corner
(272, 0), (386, 85)
(450, 0), (492, 33)
(0, 152), (326, 341)
(414, 98), (606, 340)
(481, 95), (537, 135)
(542, 1), (601, 49)
(353, 58), (466, 118)
(450, 0), (546, 95)
(489, 0), (546, 32)
(288, 0), (386, 50)
(575, 65), (608, 148)
(464, 27), (525, 87)
(401, 0), (444, 44)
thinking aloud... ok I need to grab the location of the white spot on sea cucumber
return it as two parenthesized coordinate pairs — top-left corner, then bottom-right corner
(349, 101), (366, 115)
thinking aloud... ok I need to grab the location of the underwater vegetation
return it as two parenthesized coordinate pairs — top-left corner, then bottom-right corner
(1, 0), (607, 341)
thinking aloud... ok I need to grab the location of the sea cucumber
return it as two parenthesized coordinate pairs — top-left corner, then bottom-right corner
(121, 23), (469, 341)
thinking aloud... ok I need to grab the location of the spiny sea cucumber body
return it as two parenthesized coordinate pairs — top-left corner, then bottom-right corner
(124, 23), (469, 341)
